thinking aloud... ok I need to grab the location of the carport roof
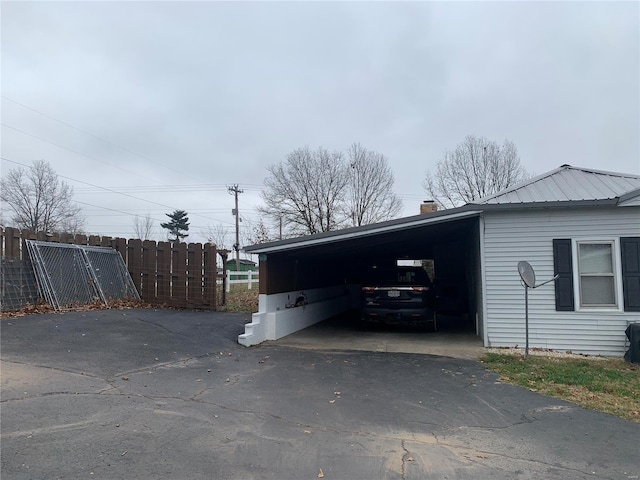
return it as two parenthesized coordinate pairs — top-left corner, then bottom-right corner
(244, 207), (483, 255)
(245, 164), (636, 255)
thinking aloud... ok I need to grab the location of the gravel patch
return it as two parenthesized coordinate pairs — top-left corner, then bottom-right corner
(485, 347), (612, 360)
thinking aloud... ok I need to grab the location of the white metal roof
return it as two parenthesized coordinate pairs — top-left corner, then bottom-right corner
(476, 165), (640, 204)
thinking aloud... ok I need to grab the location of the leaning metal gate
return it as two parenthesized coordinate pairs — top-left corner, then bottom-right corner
(25, 240), (140, 310)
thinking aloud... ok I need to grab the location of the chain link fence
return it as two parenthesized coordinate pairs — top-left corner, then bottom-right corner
(0, 257), (40, 311)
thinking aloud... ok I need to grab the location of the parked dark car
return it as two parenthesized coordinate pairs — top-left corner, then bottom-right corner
(360, 266), (436, 331)
(433, 278), (469, 317)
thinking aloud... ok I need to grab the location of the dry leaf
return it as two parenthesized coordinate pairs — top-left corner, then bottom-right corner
(304, 430), (312, 434)
(317, 469), (325, 478)
(406, 457), (415, 462)
(329, 399), (336, 404)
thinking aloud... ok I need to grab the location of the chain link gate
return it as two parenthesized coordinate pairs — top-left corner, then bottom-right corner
(25, 240), (139, 310)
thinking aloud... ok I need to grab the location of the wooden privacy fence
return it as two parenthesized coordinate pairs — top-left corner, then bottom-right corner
(1, 227), (218, 310)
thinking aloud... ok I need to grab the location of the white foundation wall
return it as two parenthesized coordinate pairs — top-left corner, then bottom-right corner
(238, 285), (358, 346)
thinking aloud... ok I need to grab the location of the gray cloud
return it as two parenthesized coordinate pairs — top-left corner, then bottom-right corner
(2, 1), (638, 240)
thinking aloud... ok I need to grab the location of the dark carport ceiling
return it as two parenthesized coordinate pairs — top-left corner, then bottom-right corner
(270, 216), (479, 262)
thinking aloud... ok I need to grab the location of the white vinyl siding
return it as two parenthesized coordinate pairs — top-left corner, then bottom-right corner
(483, 206), (640, 356)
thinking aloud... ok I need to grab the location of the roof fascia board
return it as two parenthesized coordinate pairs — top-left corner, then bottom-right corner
(245, 210), (482, 254)
(478, 198), (618, 211)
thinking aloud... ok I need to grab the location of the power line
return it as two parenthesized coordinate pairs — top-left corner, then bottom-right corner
(1, 95), (201, 182)
(0, 156), (235, 226)
(1, 123), (148, 180)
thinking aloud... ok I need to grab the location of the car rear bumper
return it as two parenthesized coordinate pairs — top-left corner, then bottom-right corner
(360, 307), (435, 326)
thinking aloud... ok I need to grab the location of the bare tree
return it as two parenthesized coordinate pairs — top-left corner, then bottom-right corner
(132, 214), (155, 240)
(259, 146), (349, 235)
(204, 223), (231, 250)
(423, 135), (529, 208)
(0, 160), (84, 233)
(346, 143), (402, 226)
(245, 219), (274, 245)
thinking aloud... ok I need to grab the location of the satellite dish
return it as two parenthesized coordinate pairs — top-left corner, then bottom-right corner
(518, 261), (536, 288)
(517, 261), (559, 359)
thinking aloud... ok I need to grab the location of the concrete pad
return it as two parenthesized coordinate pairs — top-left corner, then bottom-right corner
(270, 314), (485, 360)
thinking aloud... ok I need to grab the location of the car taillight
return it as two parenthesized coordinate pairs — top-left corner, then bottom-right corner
(362, 287), (376, 292)
(412, 286), (430, 292)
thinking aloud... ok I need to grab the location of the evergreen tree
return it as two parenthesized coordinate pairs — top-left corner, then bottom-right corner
(161, 209), (190, 242)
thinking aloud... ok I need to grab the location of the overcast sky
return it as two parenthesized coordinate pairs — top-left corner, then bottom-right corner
(1, 1), (638, 244)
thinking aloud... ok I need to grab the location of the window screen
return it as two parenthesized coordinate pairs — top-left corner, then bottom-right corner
(577, 242), (616, 307)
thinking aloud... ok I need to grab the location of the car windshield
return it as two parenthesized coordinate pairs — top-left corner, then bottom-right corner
(365, 268), (431, 286)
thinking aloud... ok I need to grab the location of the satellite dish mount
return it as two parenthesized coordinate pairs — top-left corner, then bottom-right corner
(517, 261), (559, 359)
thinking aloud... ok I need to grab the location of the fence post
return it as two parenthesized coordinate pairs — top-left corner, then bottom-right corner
(226, 270), (231, 293)
(247, 270), (253, 290)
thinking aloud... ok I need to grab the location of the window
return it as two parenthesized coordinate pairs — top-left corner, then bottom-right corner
(576, 242), (617, 308)
(554, 237), (640, 312)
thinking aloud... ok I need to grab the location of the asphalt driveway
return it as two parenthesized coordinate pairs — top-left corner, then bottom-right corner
(1, 309), (638, 480)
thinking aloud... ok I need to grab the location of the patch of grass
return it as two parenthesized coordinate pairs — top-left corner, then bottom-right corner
(481, 353), (640, 422)
(223, 284), (259, 313)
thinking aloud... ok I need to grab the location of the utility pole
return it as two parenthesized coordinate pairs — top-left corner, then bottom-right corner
(228, 184), (243, 271)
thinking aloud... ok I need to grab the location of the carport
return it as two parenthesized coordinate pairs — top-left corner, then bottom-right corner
(239, 207), (485, 347)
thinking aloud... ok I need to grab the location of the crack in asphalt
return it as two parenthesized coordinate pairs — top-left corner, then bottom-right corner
(0, 359), (104, 380)
(0, 384), (614, 479)
(130, 316), (195, 338)
(400, 439), (410, 479)
(1, 390), (124, 403)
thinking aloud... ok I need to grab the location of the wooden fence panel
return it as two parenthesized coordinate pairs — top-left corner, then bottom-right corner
(4, 227), (21, 259)
(4, 228), (21, 260)
(127, 239), (143, 296)
(156, 241), (170, 304)
(114, 238), (127, 261)
(187, 243), (203, 307)
(204, 243), (216, 309)
(172, 242), (187, 308)
(142, 240), (157, 302)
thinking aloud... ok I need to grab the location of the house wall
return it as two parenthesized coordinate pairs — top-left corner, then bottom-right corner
(483, 206), (640, 356)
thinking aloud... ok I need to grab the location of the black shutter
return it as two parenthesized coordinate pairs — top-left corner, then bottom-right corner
(621, 237), (640, 312)
(553, 239), (575, 311)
